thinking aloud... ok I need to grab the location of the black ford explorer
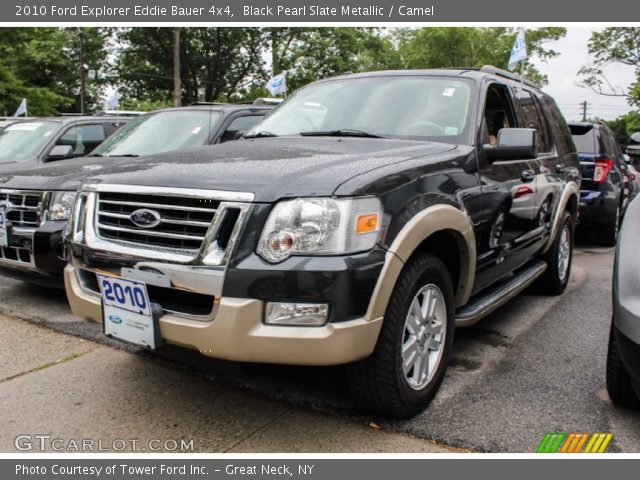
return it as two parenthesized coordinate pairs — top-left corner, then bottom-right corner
(0, 104), (271, 287)
(64, 67), (580, 417)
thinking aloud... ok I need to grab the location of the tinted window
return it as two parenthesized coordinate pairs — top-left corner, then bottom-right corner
(570, 125), (597, 153)
(0, 122), (59, 161)
(249, 76), (474, 145)
(57, 124), (107, 157)
(93, 110), (222, 157)
(220, 115), (263, 143)
(515, 89), (550, 152)
(483, 84), (517, 145)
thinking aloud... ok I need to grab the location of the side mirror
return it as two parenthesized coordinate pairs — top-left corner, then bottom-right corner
(47, 145), (74, 161)
(484, 128), (538, 162)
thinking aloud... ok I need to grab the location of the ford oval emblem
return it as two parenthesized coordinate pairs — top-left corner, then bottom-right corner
(108, 314), (123, 324)
(129, 209), (161, 229)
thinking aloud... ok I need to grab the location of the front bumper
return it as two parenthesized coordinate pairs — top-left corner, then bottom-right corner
(0, 221), (66, 287)
(65, 264), (382, 365)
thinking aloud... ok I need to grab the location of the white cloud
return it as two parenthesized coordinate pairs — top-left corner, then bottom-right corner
(530, 27), (636, 122)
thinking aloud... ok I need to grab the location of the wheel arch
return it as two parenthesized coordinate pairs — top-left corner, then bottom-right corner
(542, 182), (579, 255)
(365, 204), (476, 322)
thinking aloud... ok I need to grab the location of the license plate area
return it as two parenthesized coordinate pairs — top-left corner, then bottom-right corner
(97, 274), (160, 349)
(0, 211), (8, 248)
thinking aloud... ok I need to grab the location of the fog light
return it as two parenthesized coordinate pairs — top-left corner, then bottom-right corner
(265, 302), (329, 326)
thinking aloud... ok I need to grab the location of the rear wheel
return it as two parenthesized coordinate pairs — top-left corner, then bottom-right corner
(347, 253), (454, 418)
(606, 322), (640, 409)
(536, 211), (574, 295)
(597, 206), (620, 247)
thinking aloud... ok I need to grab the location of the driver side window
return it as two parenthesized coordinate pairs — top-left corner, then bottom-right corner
(483, 84), (517, 146)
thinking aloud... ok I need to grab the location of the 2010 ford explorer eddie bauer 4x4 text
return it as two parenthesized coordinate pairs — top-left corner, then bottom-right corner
(64, 67), (580, 417)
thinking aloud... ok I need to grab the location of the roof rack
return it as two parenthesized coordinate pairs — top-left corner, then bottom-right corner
(252, 97), (283, 106)
(480, 65), (539, 89)
(188, 102), (229, 106)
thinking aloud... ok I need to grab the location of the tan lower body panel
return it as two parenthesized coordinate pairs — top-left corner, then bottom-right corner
(64, 265), (382, 366)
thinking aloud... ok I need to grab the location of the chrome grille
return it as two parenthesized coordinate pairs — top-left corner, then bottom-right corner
(96, 192), (219, 252)
(0, 191), (43, 227)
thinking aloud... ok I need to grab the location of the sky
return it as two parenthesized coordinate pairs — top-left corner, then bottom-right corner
(530, 27), (636, 122)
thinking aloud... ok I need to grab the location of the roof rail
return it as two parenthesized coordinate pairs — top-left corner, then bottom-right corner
(480, 65), (539, 89)
(252, 97), (283, 106)
(188, 102), (229, 106)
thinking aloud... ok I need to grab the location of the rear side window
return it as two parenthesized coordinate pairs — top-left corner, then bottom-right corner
(514, 88), (550, 153)
(57, 124), (107, 156)
(569, 125), (596, 153)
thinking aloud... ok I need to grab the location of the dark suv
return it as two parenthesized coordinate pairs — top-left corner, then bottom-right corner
(65, 67), (580, 417)
(0, 104), (271, 287)
(0, 116), (129, 173)
(569, 122), (629, 246)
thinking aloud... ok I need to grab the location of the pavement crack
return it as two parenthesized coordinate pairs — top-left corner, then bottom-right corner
(0, 352), (86, 385)
(222, 407), (293, 453)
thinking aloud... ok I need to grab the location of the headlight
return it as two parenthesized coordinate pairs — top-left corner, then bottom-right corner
(47, 191), (77, 221)
(257, 197), (382, 263)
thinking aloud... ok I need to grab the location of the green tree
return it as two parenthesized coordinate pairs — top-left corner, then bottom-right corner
(579, 27), (640, 107)
(112, 28), (266, 105)
(265, 28), (399, 93)
(396, 27), (566, 86)
(0, 27), (109, 115)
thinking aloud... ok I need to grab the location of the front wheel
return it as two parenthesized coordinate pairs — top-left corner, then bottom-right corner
(606, 322), (640, 409)
(536, 211), (574, 295)
(347, 253), (454, 418)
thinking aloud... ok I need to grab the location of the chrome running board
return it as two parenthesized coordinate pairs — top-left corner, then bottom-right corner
(455, 260), (547, 327)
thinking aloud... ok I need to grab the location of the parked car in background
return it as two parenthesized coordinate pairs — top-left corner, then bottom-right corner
(0, 103), (272, 287)
(0, 116), (130, 174)
(608, 194), (640, 409)
(64, 67), (580, 417)
(569, 122), (628, 246)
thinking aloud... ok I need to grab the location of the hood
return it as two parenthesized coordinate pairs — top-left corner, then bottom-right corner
(0, 156), (141, 191)
(0, 156), (37, 171)
(82, 137), (458, 202)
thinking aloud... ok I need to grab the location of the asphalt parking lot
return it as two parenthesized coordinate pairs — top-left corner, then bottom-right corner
(1, 244), (639, 453)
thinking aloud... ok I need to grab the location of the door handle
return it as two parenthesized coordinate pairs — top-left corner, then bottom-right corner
(521, 170), (535, 183)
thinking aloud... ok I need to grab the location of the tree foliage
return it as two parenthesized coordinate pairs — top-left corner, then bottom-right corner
(0, 28), (108, 116)
(579, 27), (640, 106)
(396, 27), (566, 86)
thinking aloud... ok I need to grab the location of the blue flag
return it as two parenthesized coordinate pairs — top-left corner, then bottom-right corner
(508, 29), (528, 71)
(14, 98), (27, 117)
(266, 72), (287, 96)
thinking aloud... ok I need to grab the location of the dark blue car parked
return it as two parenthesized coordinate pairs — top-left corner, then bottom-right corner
(570, 122), (629, 246)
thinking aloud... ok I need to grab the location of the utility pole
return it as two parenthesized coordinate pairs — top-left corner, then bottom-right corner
(172, 28), (182, 107)
(78, 28), (86, 115)
(581, 100), (588, 122)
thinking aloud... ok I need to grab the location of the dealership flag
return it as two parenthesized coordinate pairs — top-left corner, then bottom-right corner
(105, 90), (119, 110)
(14, 98), (27, 117)
(508, 28), (528, 71)
(266, 72), (287, 96)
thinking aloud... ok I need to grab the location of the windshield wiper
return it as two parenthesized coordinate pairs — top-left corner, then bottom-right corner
(87, 153), (103, 157)
(244, 131), (278, 139)
(299, 129), (383, 138)
(117, 154), (139, 157)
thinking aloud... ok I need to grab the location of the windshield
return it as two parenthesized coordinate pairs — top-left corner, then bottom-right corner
(0, 122), (59, 161)
(92, 110), (222, 157)
(248, 76), (474, 144)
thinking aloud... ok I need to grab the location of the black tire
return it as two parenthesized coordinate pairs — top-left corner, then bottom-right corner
(606, 322), (640, 409)
(536, 211), (574, 295)
(346, 253), (455, 418)
(597, 207), (620, 247)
